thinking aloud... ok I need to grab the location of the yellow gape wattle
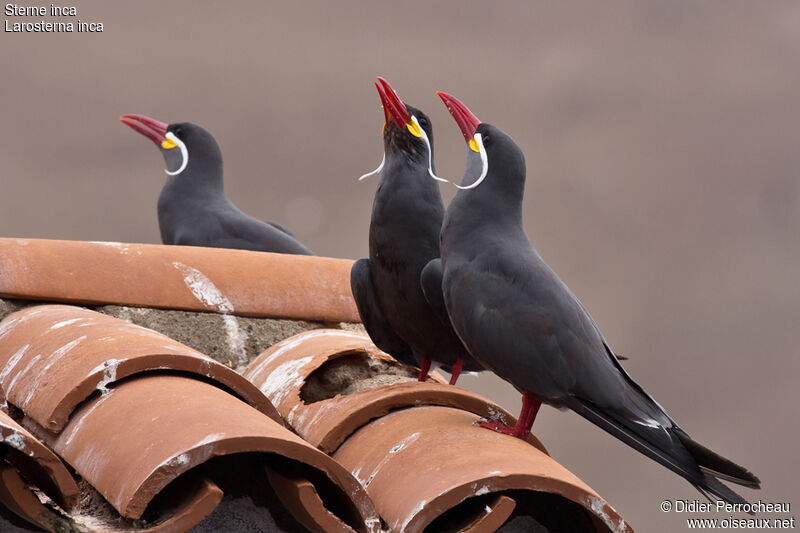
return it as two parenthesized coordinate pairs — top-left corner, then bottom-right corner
(406, 121), (422, 138)
(469, 138), (480, 153)
(161, 138), (177, 150)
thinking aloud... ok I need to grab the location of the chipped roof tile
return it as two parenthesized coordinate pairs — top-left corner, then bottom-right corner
(31, 375), (372, 523)
(245, 329), (546, 454)
(0, 410), (78, 509)
(0, 305), (281, 430)
(247, 328), (633, 533)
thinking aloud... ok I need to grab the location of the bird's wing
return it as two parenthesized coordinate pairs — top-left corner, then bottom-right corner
(420, 258), (453, 327)
(265, 220), (298, 238)
(448, 249), (759, 503)
(214, 207), (314, 255)
(350, 258), (416, 367)
(446, 247), (651, 407)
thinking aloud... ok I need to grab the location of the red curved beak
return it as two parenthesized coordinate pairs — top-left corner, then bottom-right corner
(437, 92), (481, 144)
(120, 114), (169, 146)
(375, 76), (412, 129)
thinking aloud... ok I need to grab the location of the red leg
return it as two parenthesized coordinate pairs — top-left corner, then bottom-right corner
(418, 356), (431, 381)
(478, 391), (541, 439)
(448, 359), (463, 385)
(518, 392), (542, 437)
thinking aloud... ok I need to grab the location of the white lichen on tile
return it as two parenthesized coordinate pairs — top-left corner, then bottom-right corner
(246, 328), (365, 381)
(586, 495), (629, 533)
(188, 432), (227, 463)
(90, 358), (120, 395)
(5, 354), (41, 397)
(195, 432), (227, 447)
(474, 485), (491, 496)
(0, 308), (47, 341)
(172, 262), (235, 313)
(288, 401), (332, 437)
(0, 343), (30, 383)
(1, 432), (26, 451)
(38, 335), (87, 379)
(87, 241), (141, 255)
(257, 355), (314, 407)
(19, 355), (44, 407)
(60, 394), (111, 450)
(363, 516), (383, 533)
(166, 453), (191, 467)
(172, 262), (250, 366)
(222, 314), (248, 368)
(49, 318), (83, 330)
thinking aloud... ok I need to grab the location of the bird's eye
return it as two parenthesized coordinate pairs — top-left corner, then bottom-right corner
(419, 117), (429, 127)
(172, 126), (182, 136)
(482, 133), (490, 145)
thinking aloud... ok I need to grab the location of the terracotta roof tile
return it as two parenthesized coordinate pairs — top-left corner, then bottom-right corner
(28, 374), (374, 527)
(334, 406), (629, 533)
(244, 329), (546, 454)
(266, 466), (359, 533)
(0, 238), (358, 322)
(245, 328), (632, 532)
(0, 461), (61, 531)
(133, 477), (223, 533)
(0, 238), (634, 531)
(1, 410), (79, 529)
(0, 301), (380, 530)
(0, 305), (281, 430)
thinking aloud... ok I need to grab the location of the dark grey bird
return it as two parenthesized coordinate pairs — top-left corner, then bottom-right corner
(120, 114), (313, 255)
(434, 91), (760, 505)
(350, 77), (482, 384)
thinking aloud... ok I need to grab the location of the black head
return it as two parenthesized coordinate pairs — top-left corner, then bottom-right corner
(465, 122), (526, 193)
(121, 115), (223, 181)
(383, 102), (435, 166)
(359, 78), (441, 182)
(438, 93), (527, 221)
(162, 122), (222, 177)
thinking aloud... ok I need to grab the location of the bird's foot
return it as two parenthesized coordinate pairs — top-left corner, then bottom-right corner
(418, 356), (432, 382)
(448, 359), (463, 386)
(476, 419), (528, 439)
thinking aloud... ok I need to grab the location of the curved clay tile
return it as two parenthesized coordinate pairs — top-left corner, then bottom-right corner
(266, 467), (357, 533)
(461, 494), (516, 532)
(45, 374), (380, 531)
(0, 410), (79, 514)
(0, 238), (358, 322)
(333, 406), (633, 533)
(0, 305), (281, 430)
(243, 329), (545, 453)
(0, 469), (225, 533)
(0, 462), (63, 531)
(121, 476), (224, 533)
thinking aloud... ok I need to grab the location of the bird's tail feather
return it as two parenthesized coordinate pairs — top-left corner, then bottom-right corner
(694, 475), (751, 509)
(673, 428), (761, 488)
(565, 398), (756, 507)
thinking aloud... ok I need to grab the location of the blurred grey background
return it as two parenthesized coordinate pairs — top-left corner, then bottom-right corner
(2, 1), (798, 529)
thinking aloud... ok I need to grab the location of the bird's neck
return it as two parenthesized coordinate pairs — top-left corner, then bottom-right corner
(442, 186), (525, 259)
(377, 154), (442, 201)
(369, 155), (445, 263)
(162, 157), (226, 196)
